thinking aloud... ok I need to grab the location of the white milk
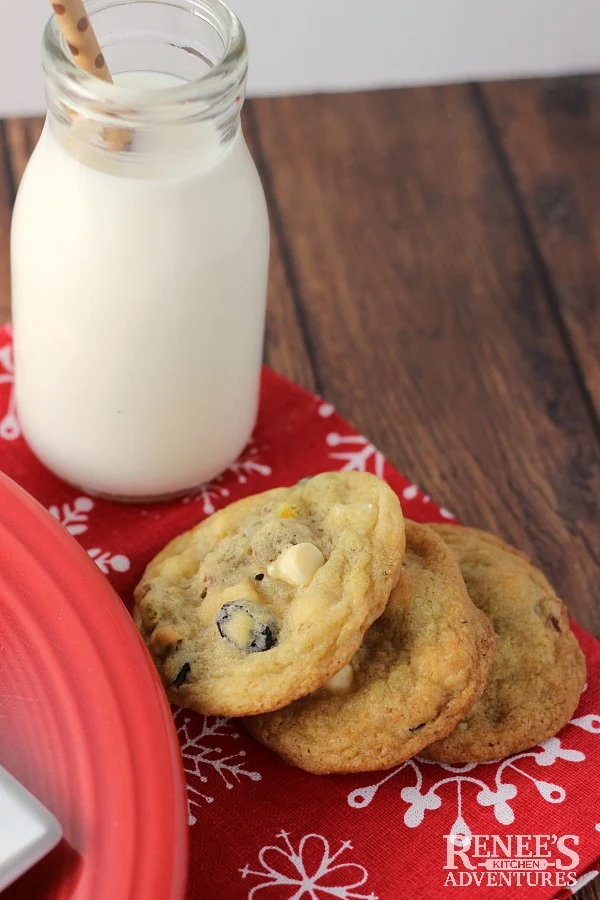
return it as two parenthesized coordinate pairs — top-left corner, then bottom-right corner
(11, 72), (269, 500)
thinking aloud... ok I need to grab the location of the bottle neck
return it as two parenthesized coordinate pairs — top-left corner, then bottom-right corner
(46, 83), (244, 176)
(43, 0), (247, 169)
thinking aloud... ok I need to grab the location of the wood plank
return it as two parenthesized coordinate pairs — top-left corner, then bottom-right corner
(482, 75), (600, 420)
(244, 104), (318, 393)
(0, 117), (45, 324)
(579, 879), (600, 900)
(251, 87), (600, 637)
(0, 122), (14, 324)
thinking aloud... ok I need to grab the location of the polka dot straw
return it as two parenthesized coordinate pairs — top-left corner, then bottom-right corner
(50, 0), (132, 151)
(51, 0), (113, 83)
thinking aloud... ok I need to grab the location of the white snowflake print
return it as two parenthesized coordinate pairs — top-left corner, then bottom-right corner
(318, 402), (335, 419)
(184, 481), (231, 515)
(402, 484), (431, 507)
(87, 548), (131, 575)
(49, 496), (94, 536)
(174, 709), (261, 824)
(47, 495), (131, 575)
(0, 343), (20, 441)
(348, 714), (600, 838)
(439, 507), (456, 520)
(241, 830), (378, 899)
(401, 484), (420, 501)
(402, 484), (456, 519)
(184, 443), (272, 514)
(326, 433), (385, 477)
(228, 443), (273, 484)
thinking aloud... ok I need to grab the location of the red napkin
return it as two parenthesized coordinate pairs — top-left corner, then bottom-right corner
(1, 323), (599, 900)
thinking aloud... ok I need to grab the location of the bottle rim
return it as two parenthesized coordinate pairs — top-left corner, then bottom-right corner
(42, 0), (248, 126)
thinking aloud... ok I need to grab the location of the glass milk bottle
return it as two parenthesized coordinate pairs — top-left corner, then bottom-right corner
(11, 0), (269, 502)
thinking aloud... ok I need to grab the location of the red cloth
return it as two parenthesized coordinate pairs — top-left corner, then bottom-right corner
(1, 323), (599, 900)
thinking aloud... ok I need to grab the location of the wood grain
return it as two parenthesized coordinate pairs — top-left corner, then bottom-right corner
(482, 76), (600, 422)
(0, 117), (45, 326)
(251, 87), (600, 638)
(244, 105), (318, 393)
(579, 880), (600, 900)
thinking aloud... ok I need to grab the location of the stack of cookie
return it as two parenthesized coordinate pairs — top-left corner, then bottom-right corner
(134, 472), (586, 774)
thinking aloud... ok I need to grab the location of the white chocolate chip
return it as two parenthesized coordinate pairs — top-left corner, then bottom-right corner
(267, 542), (325, 587)
(322, 664), (354, 695)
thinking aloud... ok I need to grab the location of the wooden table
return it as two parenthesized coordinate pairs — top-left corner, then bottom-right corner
(1, 75), (599, 899)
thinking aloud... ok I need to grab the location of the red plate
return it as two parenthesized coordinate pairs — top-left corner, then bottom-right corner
(0, 471), (188, 899)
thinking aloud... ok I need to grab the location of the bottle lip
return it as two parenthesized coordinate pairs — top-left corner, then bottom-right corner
(42, 0), (248, 126)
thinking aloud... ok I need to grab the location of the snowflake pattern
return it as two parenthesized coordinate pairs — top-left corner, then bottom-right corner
(47, 495), (131, 576)
(184, 443), (272, 514)
(241, 831), (378, 899)
(174, 709), (261, 824)
(402, 483), (455, 516)
(318, 402), (335, 419)
(87, 548), (131, 575)
(49, 496), (94, 536)
(326, 433), (385, 477)
(228, 443), (273, 484)
(348, 714), (600, 838)
(0, 343), (20, 441)
(184, 481), (232, 515)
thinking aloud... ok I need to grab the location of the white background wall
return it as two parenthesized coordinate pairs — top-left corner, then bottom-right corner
(1, 0), (600, 117)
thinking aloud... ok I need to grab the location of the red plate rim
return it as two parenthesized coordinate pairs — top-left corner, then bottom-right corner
(0, 470), (188, 899)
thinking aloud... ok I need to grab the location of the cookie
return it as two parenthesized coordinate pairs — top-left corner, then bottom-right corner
(134, 471), (405, 716)
(424, 525), (586, 763)
(243, 520), (496, 774)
